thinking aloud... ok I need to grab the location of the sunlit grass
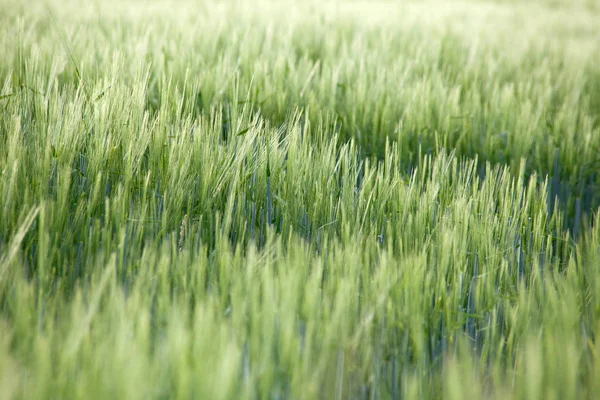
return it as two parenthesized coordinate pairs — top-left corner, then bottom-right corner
(1, 0), (599, 398)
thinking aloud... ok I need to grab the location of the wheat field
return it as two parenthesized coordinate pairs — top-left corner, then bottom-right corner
(1, 0), (600, 398)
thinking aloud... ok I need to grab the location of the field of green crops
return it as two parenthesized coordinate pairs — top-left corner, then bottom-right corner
(1, 0), (600, 398)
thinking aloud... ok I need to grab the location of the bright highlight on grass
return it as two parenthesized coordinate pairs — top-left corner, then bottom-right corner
(1, 0), (600, 398)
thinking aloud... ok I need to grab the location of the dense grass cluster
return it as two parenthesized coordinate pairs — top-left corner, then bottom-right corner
(1, 0), (600, 398)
